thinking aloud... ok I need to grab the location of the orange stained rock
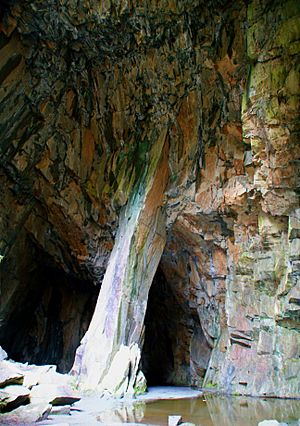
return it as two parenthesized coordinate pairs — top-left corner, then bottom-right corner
(221, 123), (242, 140)
(35, 153), (53, 183)
(212, 248), (227, 276)
(200, 147), (219, 182)
(215, 54), (238, 85)
(234, 159), (245, 175)
(65, 89), (76, 114)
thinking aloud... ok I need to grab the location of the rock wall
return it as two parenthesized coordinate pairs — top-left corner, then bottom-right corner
(0, 0), (299, 397)
(204, 0), (300, 397)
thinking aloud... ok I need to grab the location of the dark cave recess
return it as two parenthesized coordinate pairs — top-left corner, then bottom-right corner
(141, 266), (211, 387)
(0, 245), (98, 373)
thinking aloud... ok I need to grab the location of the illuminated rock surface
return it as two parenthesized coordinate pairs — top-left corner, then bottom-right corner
(0, 0), (299, 405)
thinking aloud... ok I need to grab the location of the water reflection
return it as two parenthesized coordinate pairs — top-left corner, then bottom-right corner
(205, 394), (300, 426)
(95, 393), (300, 426)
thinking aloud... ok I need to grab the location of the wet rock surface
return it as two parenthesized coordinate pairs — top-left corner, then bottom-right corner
(0, 0), (299, 402)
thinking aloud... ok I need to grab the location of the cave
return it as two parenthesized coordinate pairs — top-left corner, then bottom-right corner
(141, 267), (179, 386)
(141, 264), (212, 387)
(0, 0), (299, 407)
(0, 236), (98, 373)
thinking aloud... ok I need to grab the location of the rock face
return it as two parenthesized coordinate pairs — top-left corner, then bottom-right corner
(0, 0), (299, 398)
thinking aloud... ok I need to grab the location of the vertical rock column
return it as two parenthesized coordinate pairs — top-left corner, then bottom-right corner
(71, 129), (169, 396)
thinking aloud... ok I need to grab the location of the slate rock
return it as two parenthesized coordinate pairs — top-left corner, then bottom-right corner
(0, 360), (24, 388)
(30, 383), (80, 406)
(20, 363), (60, 388)
(0, 385), (30, 413)
(0, 402), (51, 424)
(50, 404), (71, 415)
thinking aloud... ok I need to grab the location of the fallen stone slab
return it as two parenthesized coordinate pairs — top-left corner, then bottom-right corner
(0, 401), (51, 424)
(50, 405), (71, 415)
(22, 364), (57, 388)
(0, 360), (24, 388)
(258, 421), (287, 426)
(168, 415), (182, 426)
(30, 383), (80, 406)
(0, 384), (30, 413)
(18, 363), (70, 389)
(51, 395), (81, 406)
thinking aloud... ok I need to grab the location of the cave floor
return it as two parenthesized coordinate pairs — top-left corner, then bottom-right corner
(37, 387), (300, 426)
(38, 387), (203, 426)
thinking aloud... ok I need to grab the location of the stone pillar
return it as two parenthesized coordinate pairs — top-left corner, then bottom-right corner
(71, 131), (169, 396)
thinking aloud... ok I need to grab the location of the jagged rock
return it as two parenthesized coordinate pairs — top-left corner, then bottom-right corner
(50, 395), (80, 406)
(0, 401), (52, 423)
(134, 370), (147, 396)
(30, 383), (80, 406)
(20, 363), (69, 389)
(0, 385), (30, 413)
(0, 361), (24, 388)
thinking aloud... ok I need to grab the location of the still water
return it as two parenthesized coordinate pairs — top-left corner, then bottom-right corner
(95, 393), (300, 426)
(138, 394), (300, 425)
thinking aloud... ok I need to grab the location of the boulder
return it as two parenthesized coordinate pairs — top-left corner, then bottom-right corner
(0, 385), (30, 413)
(0, 360), (24, 388)
(20, 363), (65, 389)
(0, 401), (52, 423)
(134, 370), (147, 396)
(30, 383), (80, 406)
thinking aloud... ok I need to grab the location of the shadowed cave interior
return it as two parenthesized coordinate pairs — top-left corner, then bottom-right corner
(0, 237), (98, 373)
(141, 265), (212, 387)
(1, 233), (213, 387)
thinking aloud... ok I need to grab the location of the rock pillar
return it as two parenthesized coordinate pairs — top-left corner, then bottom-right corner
(71, 130), (169, 396)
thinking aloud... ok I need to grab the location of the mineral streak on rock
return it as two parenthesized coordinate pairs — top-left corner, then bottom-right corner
(0, 0), (299, 398)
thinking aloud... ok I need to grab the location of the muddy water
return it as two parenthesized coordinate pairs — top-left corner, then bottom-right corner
(133, 394), (300, 426)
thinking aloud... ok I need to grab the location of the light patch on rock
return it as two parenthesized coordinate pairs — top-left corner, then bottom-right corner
(0, 346), (8, 361)
(168, 415), (182, 426)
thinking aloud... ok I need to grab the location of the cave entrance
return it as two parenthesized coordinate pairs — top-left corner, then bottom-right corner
(0, 238), (98, 373)
(141, 267), (177, 386)
(141, 264), (212, 387)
